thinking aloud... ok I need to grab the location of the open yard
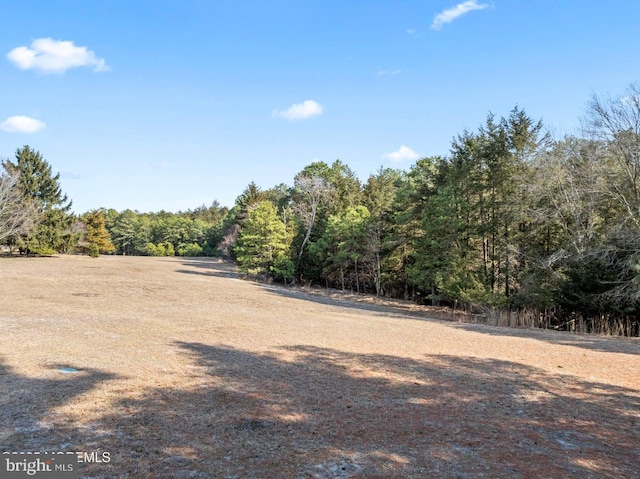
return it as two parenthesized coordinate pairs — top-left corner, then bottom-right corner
(0, 255), (638, 478)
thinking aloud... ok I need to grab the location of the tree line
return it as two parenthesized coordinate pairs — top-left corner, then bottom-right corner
(0, 146), (228, 258)
(2, 84), (639, 336)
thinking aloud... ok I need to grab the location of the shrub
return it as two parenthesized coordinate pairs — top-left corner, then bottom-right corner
(180, 243), (203, 257)
(144, 242), (160, 256)
(30, 246), (57, 256)
(89, 244), (100, 258)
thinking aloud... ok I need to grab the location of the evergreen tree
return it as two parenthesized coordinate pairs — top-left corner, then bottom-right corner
(363, 167), (401, 296)
(234, 201), (294, 282)
(2, 146), (70, 210)
(1, 146), (75, 254)
(234, 182), (265, 222)
(83, 210), (115, 256)
(312, 206), (371, 292)
(110, 210), (151, 255)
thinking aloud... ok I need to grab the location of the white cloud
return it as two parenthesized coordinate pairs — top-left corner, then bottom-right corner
(383, 145), (419, 163)
(273, 100), (323, 120)
(431, 1), (490, 30)
(0, 116), (46, 133)
(377, 69), (402, 76)
(7, 38), (109, 73)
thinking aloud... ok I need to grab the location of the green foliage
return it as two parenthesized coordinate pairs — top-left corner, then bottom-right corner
(83, 210), (115, 255)
(408, 183), (461, 303)
(144, 242), (161, 256)
(28, 246), (57, 256)
(147, 242), (163, 256)
(311, 205), (372, 291)
(271, 253), (295, 282)
(152, 216), (207, 252)
(179, 243), (203, 257)
(179, 201), (229, 224)
(23, 207), (77, 254)
(234, 200), (294, 281)
(290, 168), (334, 281)
(110, 210), (151, 255)
(2, 146), (71, 211)
(49, 91), (635, 334)
(2, 146), (75, 253)
(143, 241), (175, 256)
(103, 205), (227, 258)
(234, 182), (265, 223)
(12, 86), (633, 335)
(88, 243), (100, 258)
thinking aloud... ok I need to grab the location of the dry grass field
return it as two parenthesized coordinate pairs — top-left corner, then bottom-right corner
(0, 255), (638, 478)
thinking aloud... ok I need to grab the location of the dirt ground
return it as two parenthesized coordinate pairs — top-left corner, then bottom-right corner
(0, 255), (638, 478)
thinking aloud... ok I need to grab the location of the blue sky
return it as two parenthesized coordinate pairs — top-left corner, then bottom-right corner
(1, 1), (639, 213)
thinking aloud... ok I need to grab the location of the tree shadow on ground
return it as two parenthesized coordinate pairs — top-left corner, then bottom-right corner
(451, 322), (640, 356)
(259, 285), (640, 354)
(176, 257), (433, 321)
(9, 343), (636, 478)
(174, 258), (640, 354)
(256, 283), (432, 321)
(0, 357), (117, 452)
(176, 257), (243, 280)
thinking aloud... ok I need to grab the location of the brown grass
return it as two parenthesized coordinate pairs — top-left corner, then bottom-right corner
(1, 255), (639, 478)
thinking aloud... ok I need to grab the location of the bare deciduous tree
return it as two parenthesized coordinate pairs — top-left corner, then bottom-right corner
(581, 84), (640, 306)
(584, 82), (640, 224)
(531, 138), (609, 253)
(0, 171), (38, 246)
(292, 174), (332, 277)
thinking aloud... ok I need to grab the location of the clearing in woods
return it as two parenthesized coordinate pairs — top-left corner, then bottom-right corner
(0, 255), (638, 478)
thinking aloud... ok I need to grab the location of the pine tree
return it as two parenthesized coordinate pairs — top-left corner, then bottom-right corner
(83, 210), (115, 256)
(313, 206), (371, 292)
(2, 146), (75, 254)
(363, 167), (401, 297)
(3, 146), (71, 210)
(109, 210), (151, 255)
(234, 201), (294, 282)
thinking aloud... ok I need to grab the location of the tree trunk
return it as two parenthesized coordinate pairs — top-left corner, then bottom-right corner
(403, 269), (409, 300)
(294, 203), (317, 283)
(355, 259), (360, 293)
(504, 220), (510, 298)
(375, 251), (381, 298)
